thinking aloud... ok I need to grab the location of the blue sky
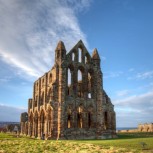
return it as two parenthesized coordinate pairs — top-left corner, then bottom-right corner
(0, 0), (153, 127)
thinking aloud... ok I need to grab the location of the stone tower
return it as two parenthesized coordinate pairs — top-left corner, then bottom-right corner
(20, 40), (116, 139)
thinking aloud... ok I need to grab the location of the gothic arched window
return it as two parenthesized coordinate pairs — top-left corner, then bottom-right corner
(40, 110), (45, 136)
(67, 107), (72, 128)
(34, 112), (38, 137)
(104, 112), (108, 130)
(49, 73), (52, 83)
(41, 92), (44, 105)
(72, 52), (75, 61)
(77, 106), (83, 128)
(78, 48), (82, 63)
(67, 68), (72, 96)
(88, 112), (91, 128)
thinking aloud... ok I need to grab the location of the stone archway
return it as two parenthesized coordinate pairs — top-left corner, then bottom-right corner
(104, 111), (108, 130)
(47, 107), (53, 137)
(29, 112), (33, 136)
(40, 110), (45, 137)
(34, 111), (38, 137)
(67, 106), (72, 128)
(87, 106), (94, 128)
(77, 106), (84, 128)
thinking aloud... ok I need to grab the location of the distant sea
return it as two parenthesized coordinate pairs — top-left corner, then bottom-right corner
(0, 122), (136, 131)
(117, 127), (137, 131)
(0, 122), (20, 127)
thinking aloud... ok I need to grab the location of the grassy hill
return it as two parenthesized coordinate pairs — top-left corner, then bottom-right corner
(0, 132), (153, 153)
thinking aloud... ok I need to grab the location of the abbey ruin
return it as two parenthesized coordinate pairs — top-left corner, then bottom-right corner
(20, 40), (116, 139)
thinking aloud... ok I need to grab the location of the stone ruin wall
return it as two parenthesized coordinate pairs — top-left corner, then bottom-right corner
(118, 123), (153, 133)
(138, 123), (153, 132)
(20, 40), (116, 139)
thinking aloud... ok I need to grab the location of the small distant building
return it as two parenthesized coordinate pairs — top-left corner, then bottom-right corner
(118, 123), (153, 133)
(13, 125), (19, 133)
(138, 123), (153, 132)
(6, 124), (20, 133)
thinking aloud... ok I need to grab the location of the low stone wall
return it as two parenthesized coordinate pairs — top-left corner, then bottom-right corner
(117, 129), (138, 133)
(138, 123), (153, 132)
(118, 123), (153, 133)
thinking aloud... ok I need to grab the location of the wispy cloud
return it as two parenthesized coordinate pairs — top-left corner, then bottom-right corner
(114, 91), (153, 108)
(116, 89), (130, 97)
(114, 91), (153, 127)
(103, 71), (123, 78)
(0, 0), (91, 80)
(128, 68), (134, 72)
(136, 71), (153, 80)
(128, 70), (153, 80)
(0, 76), (12, 84)
(100, 55), (106, 61)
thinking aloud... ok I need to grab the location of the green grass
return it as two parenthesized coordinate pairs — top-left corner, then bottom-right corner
(0, 132), (153, 153)
(74, 133), (153, 152)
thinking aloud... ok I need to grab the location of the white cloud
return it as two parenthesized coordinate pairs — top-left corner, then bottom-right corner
(103, 71), (123, 78)
(136, 71), (153, 80)
(128, 68), (134, 72)
(0, 104), (27, 122)
(101, 55), (106, 61)
(114, 91), (153, 127)
(114, 91), (153, 107)
(128, 70), (153, 80)
(0, 76), (12, 83)
(0, 0), (91, 80)
(116, 89), (130, 97)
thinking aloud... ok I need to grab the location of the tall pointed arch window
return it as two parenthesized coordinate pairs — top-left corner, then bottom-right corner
(72, 53), (75, 61)
(29, 113), (33, 136)
(67, 68), (72, 96)
(42, 79), (45, 88)
(85, 53), (90, 64)
(78, 70), (82, 82)
(37, 82), (39, 91)
(88, 112), (91, 128)
(34, 112), (38, 137)
(48, 107), (53, 135)
(77, 107), (83, 128)
(67, 107), (72, 128)
(49, 73), (52, 83)
(68, 68), (71, 86)
(35, 96), (38, 107)
(78, 69), (83, 97)
(88, 72), (92, 98)
(40, 110), (45, 136)
(88, 106), (93, 128)
(78, 48), (82, 63)
(104, 111), (108, 130)
(77, 106), (83, 128)
(41, 92), (44, 105)
(85, 56), (87, 64)
(48, 88), (52, 102)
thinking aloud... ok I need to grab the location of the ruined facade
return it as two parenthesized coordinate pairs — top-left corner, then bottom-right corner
(20, 40), (116, 139)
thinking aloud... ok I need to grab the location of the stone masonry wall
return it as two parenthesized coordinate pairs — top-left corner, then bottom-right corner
(20, 40), (116, 139)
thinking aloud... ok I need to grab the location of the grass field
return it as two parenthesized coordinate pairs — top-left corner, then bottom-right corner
(0, 132), (153, 153)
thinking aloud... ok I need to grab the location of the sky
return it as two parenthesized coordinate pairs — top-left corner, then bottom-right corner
(0, 0), (153, 127)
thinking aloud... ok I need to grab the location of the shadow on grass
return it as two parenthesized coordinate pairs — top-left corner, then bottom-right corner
(1, 132), (153, 141)
(68, 132), (153, 142)
(117, 132), (153, 140)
